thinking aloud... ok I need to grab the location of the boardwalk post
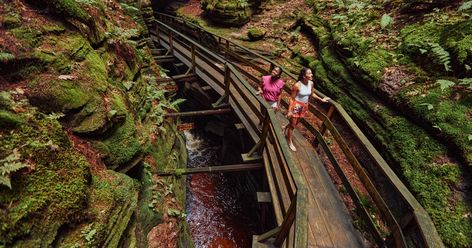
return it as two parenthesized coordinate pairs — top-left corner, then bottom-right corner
(169, 33), (174, 55)
(191, 44), (196, 73)
(242, 109), (269, 162)
(212, 63), (230, 108)
(319, 104), (335, 135)
(225, 40), (230, 59)
(274, 198), (297, 246)
(156, 25), (160, 43)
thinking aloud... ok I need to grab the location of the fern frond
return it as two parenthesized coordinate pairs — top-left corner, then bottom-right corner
(0, 176), (12, 189)
(0, 161), (28, 176)
(428, 43), (451, 72)
(458, 1), (472, 11)
(168, 98), (186, 111)
(0, 52), (15, 62)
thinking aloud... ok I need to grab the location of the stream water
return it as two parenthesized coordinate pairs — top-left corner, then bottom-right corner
(184, 130), (254, 248)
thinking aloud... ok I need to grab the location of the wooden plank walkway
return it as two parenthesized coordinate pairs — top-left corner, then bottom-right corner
(152, 28), (365, 247)
(277, 114), (365, 248)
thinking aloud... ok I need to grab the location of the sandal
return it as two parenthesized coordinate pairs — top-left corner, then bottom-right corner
(289, 142), (297, 152)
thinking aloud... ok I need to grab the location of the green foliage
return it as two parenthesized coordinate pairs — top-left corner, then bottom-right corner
(436, 79), (455, 90)
(80, 224), (97, 246)
(0, 149), (28, 189)
(458, 78), (472, 89)
(428, 42), (451, 72)
(458, 1), (472, 11)
(167, 208), (186, 219)
(46, 112), (66, 120)
(0, 110), (23, 128)
(380, 14), (393, 29)
(419, 102), (434, 110)
(0, 52), (15, 62)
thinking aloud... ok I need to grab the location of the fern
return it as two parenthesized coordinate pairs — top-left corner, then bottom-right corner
(458, 78), (472, 89)
(458, 1), (472, 11)
(428, 43), (451, 72)
(436, 79), (455, 90)
(0, 52), (15, 62)
(167, 98), (186, 111)
(1, 150), (28, 189)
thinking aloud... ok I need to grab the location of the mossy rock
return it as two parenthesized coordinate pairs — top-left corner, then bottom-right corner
(247, 28), (265, 41)
(72, 91), (128, 135)
(441, 18), (472, 72)
(58, 34), (92, 62)
(83, 50), (108, 93)
(201, 0), (252, 26)
(58, 171), (139, 247)
(0, 115), (90, 246)
(10, 27), (43, 48)
(71, 97), (109, 134)
(27, 78), (90, 113)
(93, 116), (142, 169)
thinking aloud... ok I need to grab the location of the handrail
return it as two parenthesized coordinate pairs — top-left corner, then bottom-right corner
(153, 18), (308, 246)
(155, 12), (444, 248)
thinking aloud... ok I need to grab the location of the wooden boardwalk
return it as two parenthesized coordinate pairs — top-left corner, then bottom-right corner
(278, 115), (366, 248)
(152, 25), (365, 247)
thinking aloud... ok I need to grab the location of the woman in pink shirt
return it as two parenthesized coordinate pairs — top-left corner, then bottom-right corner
(256, 67), (285, 110)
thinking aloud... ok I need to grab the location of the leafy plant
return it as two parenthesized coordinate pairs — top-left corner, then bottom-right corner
(458, 1), (472, 11)
(420, 103), (434, 110)
(46, 112), (65, 120)
(458, 78), (472, 89)
(428, 43), (451, 72)
(0, 149), (28, 189)
(0, 52), (15, 62)
(167, 207), (186, 218)
(80, 224), (97, 246)
(436, 79), (455, 90)
(380, 14), (393, 29)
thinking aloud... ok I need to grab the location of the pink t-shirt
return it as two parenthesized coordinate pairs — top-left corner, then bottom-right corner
(261, 75), (285, 102)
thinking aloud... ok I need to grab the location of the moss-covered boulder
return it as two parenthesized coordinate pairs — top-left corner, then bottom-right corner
(201, 0), (262, 26)
(247, 28), (265, 41)
(0, 108), (90, 246)
(58, 171), (139, 247)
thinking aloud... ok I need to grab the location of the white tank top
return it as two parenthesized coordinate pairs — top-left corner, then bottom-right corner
(294, 81), (312, 103)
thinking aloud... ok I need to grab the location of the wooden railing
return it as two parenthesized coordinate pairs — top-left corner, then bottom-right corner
(152, 18), (308, 247)
(154, 13), (444, 248)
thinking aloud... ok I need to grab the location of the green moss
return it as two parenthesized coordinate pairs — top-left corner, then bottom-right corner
(2, 13), (21, 29)
(84, 51), (108, 92)
(39, 0), (91, 24)
(0, 115), (90, 246)
(10, 27), (43, 48)
(72, 97), (108, 134)
(442, 19), (472, 64)
(247, 28), (265, 41)
(0, 92), (13, 109)
(351, 48), (392, 83)
(58, 34), (92, 61)
(59, 171), (139, 247)
(28, 79), (90, 113)
(0, 110), (24, 128)
(94, 117), (141, 169)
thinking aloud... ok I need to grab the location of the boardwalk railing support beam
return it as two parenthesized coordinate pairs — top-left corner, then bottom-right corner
(242, 109), (270, 162)
(164, 108), (231, 118)
(212, 63), (230, 108)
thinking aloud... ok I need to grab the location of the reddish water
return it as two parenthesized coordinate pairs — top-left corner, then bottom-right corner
(185, 131), (253, 248)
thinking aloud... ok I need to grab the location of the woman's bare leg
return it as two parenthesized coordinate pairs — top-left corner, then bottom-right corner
(286, 117), (298, 151)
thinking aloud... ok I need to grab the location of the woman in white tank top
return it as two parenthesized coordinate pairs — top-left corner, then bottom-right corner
(284, 68), (330, 151)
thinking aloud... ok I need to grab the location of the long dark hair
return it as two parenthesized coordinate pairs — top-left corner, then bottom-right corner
(298, 67), (310, 82)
